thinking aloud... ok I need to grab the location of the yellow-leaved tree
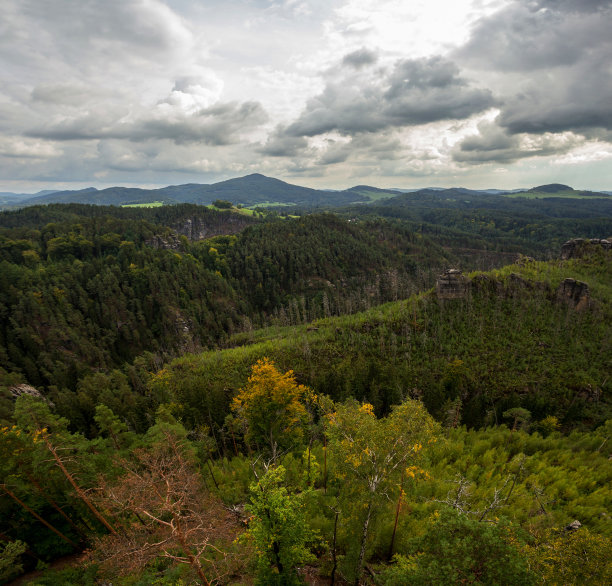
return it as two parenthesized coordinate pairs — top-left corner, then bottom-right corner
(232, 358), (309, 462)
(324, 398), (438, 586)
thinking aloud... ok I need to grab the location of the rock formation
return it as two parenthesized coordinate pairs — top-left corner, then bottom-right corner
(146, 233), (183, 250)
(561, 238), (611, 260)
(556, 278), (590, 311)
(9, 383), (46, 401)
(174, 214), (253, 241)
(436, 269), (469, 299)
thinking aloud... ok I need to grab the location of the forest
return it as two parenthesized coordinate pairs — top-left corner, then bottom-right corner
(0, 201), (610, 584)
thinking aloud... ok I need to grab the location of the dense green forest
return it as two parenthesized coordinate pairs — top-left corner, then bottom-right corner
(0, 204), (453, 419)
(0, 201), (610, 584)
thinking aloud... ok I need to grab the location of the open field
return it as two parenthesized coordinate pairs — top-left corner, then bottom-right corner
(121, 201), (165, 207)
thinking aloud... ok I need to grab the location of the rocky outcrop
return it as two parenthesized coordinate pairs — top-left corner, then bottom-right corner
(174, 214), (254, 241)
(146, 233), (183, 250)
(171, 308), (198, 354)
(561, 238), (611, 260)
(436, 269), (469, 299)
(565, 520), (582, 532)
(9, 383), (46, 401)
(556, 278), (591, 311)
(146, 214), (255, 250)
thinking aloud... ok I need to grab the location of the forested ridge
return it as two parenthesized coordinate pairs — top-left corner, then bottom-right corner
(0, 205), (452, 431)
(0, 203), (611, 584)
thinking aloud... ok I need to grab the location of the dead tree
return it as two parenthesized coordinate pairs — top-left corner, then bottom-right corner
(93, 429), (240, 584)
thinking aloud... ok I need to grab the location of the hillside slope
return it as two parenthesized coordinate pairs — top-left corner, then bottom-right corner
(15, 174), (365, 207)
(0, 206), (452, 427)
(154, 244), (611, 432)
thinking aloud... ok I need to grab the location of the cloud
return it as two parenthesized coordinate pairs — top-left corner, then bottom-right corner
(257, 125), (310, 157)
(285, 56), (495, 137)
(452, 120), (584, 164)
(457, 2), (611, 71)
(498, 63), (612, 134)
(10, 0), (193, 64)
(31, 84), (117, 106)
(536, 0), (612, 13)
(27, 92), (268, 145)
(456, 0), (612, 136)
(1, 0), (612, 191)
(160, 76), (225, 113)
(342, 48), (378, 69)
(0, 136), (61, 159)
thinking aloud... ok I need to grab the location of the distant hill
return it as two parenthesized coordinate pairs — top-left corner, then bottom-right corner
(529, 183), (572, 193)
(20, 186), (177, 207)
(0, 189), (59, 206)
(4, 175), (610, 209)
(15, 174), (364, 208)
(376, 185), (612, 216)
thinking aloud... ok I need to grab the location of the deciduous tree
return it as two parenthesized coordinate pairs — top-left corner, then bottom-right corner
(243, 464), (315, 585)
(324, 398), (437, 585)
(232, 358), (309, 462)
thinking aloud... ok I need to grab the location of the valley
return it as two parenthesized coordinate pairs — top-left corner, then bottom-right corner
(0, 191), (610, 585)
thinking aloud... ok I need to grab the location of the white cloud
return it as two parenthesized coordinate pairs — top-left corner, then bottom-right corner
(0, 137), (61, 159)
(0, 0), (610, 191)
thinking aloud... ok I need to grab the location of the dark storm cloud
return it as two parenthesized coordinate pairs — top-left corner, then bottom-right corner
(536, 0), (612, 13)
(457, 1), (611, 71)
(456, 0), (612, 137)
(28, 101), (268, 145)
(452, 120), (582, 164)
(342, 48), (378, 69)
(498, 61), (612, 134)
(383, 58), (495, 124)
(285, 56), (495, 137)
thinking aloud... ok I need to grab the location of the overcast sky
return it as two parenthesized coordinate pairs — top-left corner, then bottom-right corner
(1, 0), (611, 192)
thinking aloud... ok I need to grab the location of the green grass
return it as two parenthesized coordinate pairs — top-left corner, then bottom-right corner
(121, 201), (165, 208)
(205, 204), (257, 216)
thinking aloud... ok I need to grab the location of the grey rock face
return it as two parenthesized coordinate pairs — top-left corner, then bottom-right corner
(146, 234), (182, 250)
(174, 214), (253, 241)
(9, 383), (45, 400)
(436, 269), (469, 299)
(557, 278), (590, 311)
(561, 238), (611, 260)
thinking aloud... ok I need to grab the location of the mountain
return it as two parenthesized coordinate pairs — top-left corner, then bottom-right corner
(0, 193), (22, 205)
(16, 174), (365, 208)
(529, 183), (573, 193)
(0, 189), (59, 206)
(20, 186), (176, 206)
(5, 175), (611, 209)
(376, 186), (612, 216)
(0, 205), (452, 399)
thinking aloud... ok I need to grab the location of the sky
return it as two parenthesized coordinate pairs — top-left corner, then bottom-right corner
(0, 0), (611, 193)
